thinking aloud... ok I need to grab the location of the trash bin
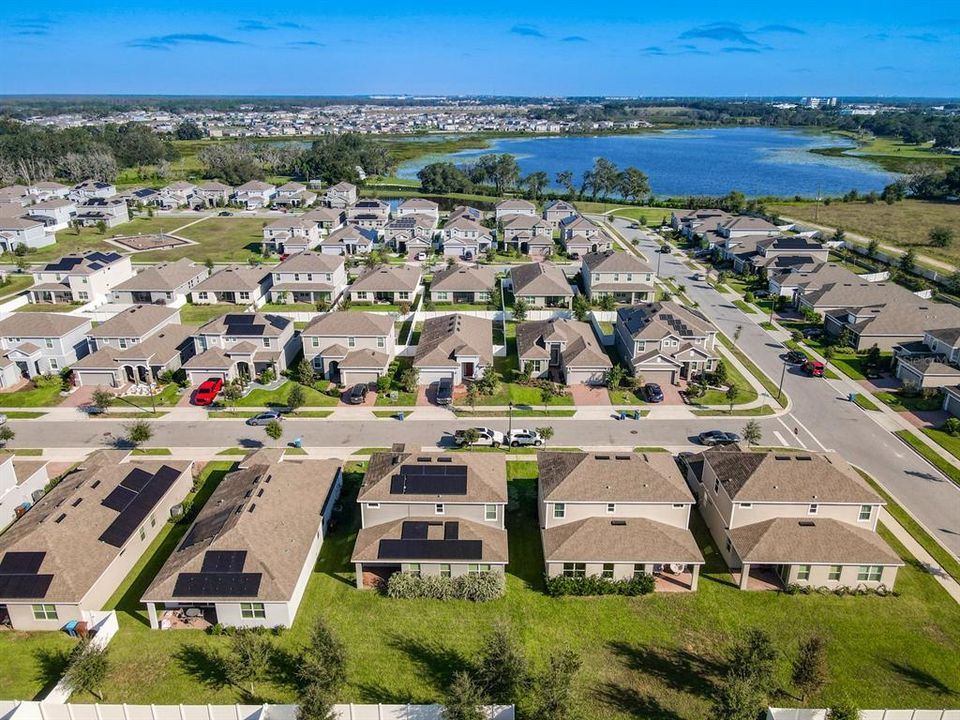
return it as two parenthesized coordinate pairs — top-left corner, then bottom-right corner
(848, 393), (855, 402)
(634, 409), (640, 420)
(292, 437), (302, 449)
(398, 411), (405, 422)
(63, 620), (79, 637)
(619, 410), (626, 421)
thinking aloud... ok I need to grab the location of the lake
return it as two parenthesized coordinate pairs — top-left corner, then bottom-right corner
(396, 127), (895, 198)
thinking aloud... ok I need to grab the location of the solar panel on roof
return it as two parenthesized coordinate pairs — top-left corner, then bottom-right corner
(378, 539), (483, 561)
(202, 550), (247, 573)
(101, 485), (136, 512)
(121, 467), (155, 492)
(389, 465), (468, 495)
(443, 522), (459, 540)
(172, 572), (262, 598)
(0, 573), (54, 599)
(99, 465), (182, 548)
(400, 521), (430, 540)
(0, 552), (45, 575)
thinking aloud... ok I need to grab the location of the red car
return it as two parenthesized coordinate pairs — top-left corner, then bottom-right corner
(803, 361), (825, 377)
(193, 377), (224, 405)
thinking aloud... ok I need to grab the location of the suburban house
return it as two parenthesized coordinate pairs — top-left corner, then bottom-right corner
(301, 207), (346, 235)
(517, 318), (611, 384)
(26, 199), (77, 232)
(671, 208), (731, 239)
(384, 215), (435, 255)
(233, 181), (277, 210)
(261, 217), (321, 256)
(581, 250), (655, 304)
(0, 185), (29, 207)
(716, 215), (781, 239)
(614, 302), (719, 385)
(301, 312), (395, 385)
(158, 182), (197, 209)
(69, 180), (117, 202)
(27, 182), (70, 202)
(767, 262), (858, 300)
(0, 313), (92, 376)
(414, 314), (493, 386)
(429, 264), (497, 305)
(273, 182), (317, 208)
(184, 313), (296, 385)
(347, 199), (391, 231)
(73, 305), (194, 389)
(323, 182), (358, 208)
(397, 198), (440, 225)
(725, 235), (828, 274)
(111, 258), (207, 306)
(686, 448), (902, 591)
(893, 327), (960, 389)
(441, 216), (494, 258)
(538, 451), (704, 591)
(559, 215), (612, 257)
(0, 217), (54, 252)
(268, 252), (347, 306)
(189, 266), (271, 307)
(319, 225), (377, 255)
(0, 453), (49, 530)
(448, 205), (483, 223)
(142, 449), (342, 629)
(510, 262), (574, 309)
(351, 447), (508, 589)
(347, 265), (422, 306)
(28, 251), (133, 305)
(120, 187), (161, 208)
(542, 199), (577, 226)
(194, 181), (233, 207)
(941, 385), (960, 418)
(74, 198), (130, 228)
(500, 214), (553, 255)
(495, 199), (536, 221)
(0, 451), (192, 630)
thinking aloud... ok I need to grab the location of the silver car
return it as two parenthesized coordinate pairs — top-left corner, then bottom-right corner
(507, 429), (543, 447)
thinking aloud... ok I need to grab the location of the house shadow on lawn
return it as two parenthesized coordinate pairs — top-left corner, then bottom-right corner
(505, 476), (547, 592)
(388, 634), (472, 692)
(33, 645), (71, 699)
(607, 640), (725, 700)
(886, 660), (958, 697)
(314, 467), (363, 587)
(593, 682), (686, 720)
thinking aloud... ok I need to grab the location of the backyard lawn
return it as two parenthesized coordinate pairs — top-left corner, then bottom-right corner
(0, 274), (35, 300)
(43, 460), (960, 719)
(138, 217), (269, 264)
(179, 303), (248, 326)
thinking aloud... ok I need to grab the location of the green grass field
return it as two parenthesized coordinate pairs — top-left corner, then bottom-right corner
(230, 380), (338, 408)
(139, 217), (268, 263)
(895, 431), (960, 487)
(770, 199), (960, 269)
(32, 460), (960, 718)
(0, 382), (65, 408)
(179, 303), (248, 326)
(0, 274), (35, 300)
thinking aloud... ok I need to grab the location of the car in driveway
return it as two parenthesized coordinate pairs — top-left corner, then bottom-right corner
(193, 377), (224, 406)
(802, 327), (823, 339)
(692, 272), (705, 281)
(697, 430), (742, 446)
(643, 383), (665, 403)
(246, 410), (282, 426)
(802, 360), (825, 377)
(507, 429), (543, 447)
(347, 383), (369, 404)
(785, 349), (807, 364)
(415, 252), (427, 261)
(454, 427), (504, 447)
(435, 377), (454, 406)
(658, 245), (672, 254)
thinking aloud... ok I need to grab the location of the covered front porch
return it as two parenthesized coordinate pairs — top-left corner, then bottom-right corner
(148, 602), (217, 630)
(735, 564), (786, 591)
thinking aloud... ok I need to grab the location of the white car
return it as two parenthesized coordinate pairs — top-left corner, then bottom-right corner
(415, 252), (427, 261)
(507, 429), (543, 447)
(454, 426), (505, 447)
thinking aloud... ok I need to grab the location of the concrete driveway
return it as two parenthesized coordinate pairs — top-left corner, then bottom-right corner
(568, 384), (611, 406)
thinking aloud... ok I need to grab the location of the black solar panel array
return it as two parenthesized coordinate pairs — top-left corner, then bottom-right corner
(379, 521), (480, 560)
(98, 465), (183, 548)
(202, 550), (247, 573)
(389, 465), (468, 495)
(172, 572), (262, 598)
(0, 551), (53, 599)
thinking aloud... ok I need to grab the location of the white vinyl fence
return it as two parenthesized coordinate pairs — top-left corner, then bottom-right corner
(0, 705), (514, 720)
(42, 612), (120, 703)
(767, 708), (960, 720)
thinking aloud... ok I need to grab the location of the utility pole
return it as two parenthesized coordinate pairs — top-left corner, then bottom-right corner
(777, 360), (787, 401)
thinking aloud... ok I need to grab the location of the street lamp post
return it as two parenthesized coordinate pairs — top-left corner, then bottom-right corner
(507, 402), (514, 436)
(777, 359), (787, 401)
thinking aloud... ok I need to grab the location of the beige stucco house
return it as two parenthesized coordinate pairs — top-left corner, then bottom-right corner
(517, 317), (611, 385)
(301, 311), (396, 385)
(581, 250), (655, 304)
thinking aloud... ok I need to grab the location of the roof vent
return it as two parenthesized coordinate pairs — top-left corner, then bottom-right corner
(55, 513), (66, 524)
(248, 504), (257, 513)
(595, 455), (610, 460)
(437, 457), (453, 463)
(615, 455), (630, 460)
(799, 520), (815, 527)
(417, 457), (432, 463)
(611, 520), (627, 526)
(797, 456), (812, 461)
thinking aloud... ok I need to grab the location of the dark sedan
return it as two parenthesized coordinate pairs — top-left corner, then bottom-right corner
(697, 430), (742, 446)
(347, 383), (369, 404)
(643, 383), (665, 403)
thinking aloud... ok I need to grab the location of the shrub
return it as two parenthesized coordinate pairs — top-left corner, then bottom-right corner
(385, 571), (505, 602)
(942, 417), (960, 437)
(544, 573), (655, 597)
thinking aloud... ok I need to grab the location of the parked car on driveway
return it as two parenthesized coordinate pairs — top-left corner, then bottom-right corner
(415, 252), (427, 261)
(454, 427), (504, 447)
(193, 377), (224, 406)
(802, 327), (823, 339)
(643, 383), (665, 403)
(803, 360), (825, 377)
(785, 349), (807, 364)
(247, 410), (282, 426)
(435, 377), (454, 406)
(697, 430), (742, 446)
(507, 429), (543, 447)
(347, 383), (369, 404)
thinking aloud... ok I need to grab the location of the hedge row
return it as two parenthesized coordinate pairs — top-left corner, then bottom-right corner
(385, 571), (505, 602)
(544, 573), (655, 597)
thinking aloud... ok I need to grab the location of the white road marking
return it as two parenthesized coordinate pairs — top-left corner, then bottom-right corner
(773, 430), (788, 446)
(777, 416), (809, 449)
(789, 413), (829, 452)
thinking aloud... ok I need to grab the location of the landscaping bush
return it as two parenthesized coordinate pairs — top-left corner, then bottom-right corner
(385, 571), (505, 602)
(544, 573), (655, 597)
(32, 372), (65, 390)
(784, 583), (896, 598)
(942, 417), (960, 437)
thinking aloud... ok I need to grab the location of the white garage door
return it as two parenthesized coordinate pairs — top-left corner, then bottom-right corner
(188, 369), (228, 386)
(341, 369), (380, 386)
(638, 368), (676, 385)
(77, 370), (118, 388)
(566, 368), (608, 385)
(418, 369), (457, 385)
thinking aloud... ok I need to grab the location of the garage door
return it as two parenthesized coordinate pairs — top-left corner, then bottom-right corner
(77, 370), (118, 388)
(188, 369), (227, 386)
(566, 368), (608, 385)
(638, 368), (676, 385)
(418, 369), (457, 385)
(341, 369), (380, 386)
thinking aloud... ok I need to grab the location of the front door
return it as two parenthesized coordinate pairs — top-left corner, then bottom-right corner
(549, 343), (561, 366)
(462, 362), (475, 379)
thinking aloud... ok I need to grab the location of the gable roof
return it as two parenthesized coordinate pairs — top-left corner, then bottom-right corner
(113, 258), (203, 292)
(198, 312), (291, 338)
(302, 311), (394, 337)
(516, 318), (611, 369)
(582, 250), (652, 273)
(191, 266), (269, 293)
(542, 516), (704, 564)
(0, 312), (89, 339)
(414, 314), (493, 368)
(361, 448), (507, 503)
(617, 302), (716, 340)
(88, 305), (179, 339)
(349, 264), (422, 293)
(39, 251), (124, 275)
(729, 517), (902, 566)
(538, 451), (693, 503)
(430, 264), (497, 292)
(510, 262), (573, 297)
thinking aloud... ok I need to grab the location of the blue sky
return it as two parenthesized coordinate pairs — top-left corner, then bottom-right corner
(3, 1), (959, 97)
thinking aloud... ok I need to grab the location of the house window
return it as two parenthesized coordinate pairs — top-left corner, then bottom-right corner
(311, 337), (319, 347)
(601, 563), (615, 579)
(408, 563), (421, 577)
(49, 359), (59, 370)
(32, 604), (58, 621)
(78, 291), (89, 300)
(740, 503), (752, 509)
(857, 565), (883, 582)
(553, 503), (565, 519)
(808, 504), (818, 515)
(606, 503), (615, 514)
(796, 565), (811, 581)
(484, 504), (497, 521)
(240, 603), (266, 619)
(435, 503), (444, 515)
(633, 564), (646, 579)
(858, 505), (872, 522)
(239, 292), (250, 301)
(713, 479), (720, 494)
(119, 338), (127, 349)
(150, 513), (156, 528)
(468, 564), (491, 575)
(436, 292), (448, 300)
(139, 526), (146, 541)
(356, 292), (367, 300)
(440, 564), (451, 578)
(348, 337), (356, 348)
(673, 503), (685, 508)
(398, 292), (409, 300)
(725, 538), (732, 553)
(828, 565), (842, 581)
(367, 503), (380, 509)
(562, 563), (586, 578)
(198, 292), (208, 300)
(45, 338), (53, 349)
(377, 337), (385, 348)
